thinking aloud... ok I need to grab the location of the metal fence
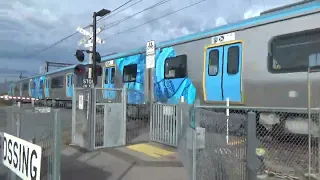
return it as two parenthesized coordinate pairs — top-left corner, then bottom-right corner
(93, 88), (126, 149)
(72, 87), (152, 150)
(150, 103), (184, 147)
(177, 104), (320, 180)
(0, 105), (61, 180)
(125, 89), (150, 145)
(72, 87), (93, 149)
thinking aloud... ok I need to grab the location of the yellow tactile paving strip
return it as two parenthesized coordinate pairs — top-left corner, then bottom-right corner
(227, 137), (245, 145)
(126, 143), (175, 158)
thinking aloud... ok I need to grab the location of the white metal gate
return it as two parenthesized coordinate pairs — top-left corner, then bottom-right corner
(92, 88), (126, 149)
(71, 87), (91, 149)
(150, 103), (181, 147)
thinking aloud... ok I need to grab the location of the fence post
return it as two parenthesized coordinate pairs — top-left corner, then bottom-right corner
(53, 109), (61, 180)
(11, 102), (21, 180)
(176, 96), (185, 143)
(149, 89), (153, 142)
(246, 112), (260, 180)
(226, 98), (229, 144)
(71, 84), (76, 145)
(122, 87), (127, 145)
(88, 88), (95, 150)
(318, 108), (320, 176)
(191, 99), (199, 180)
(16, 101), (21, 138)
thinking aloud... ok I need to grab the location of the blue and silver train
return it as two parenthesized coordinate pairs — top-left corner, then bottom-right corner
(9, 0), (320, 136)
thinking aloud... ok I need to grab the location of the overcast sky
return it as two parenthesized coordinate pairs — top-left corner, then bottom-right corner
(0, 0), (299, 80)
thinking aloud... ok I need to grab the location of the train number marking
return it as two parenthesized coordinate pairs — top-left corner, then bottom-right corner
(211, 32), (235, 44)
(82, 79), (93, 88)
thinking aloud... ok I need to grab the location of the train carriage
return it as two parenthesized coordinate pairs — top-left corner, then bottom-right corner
(8, 0), (320, 135)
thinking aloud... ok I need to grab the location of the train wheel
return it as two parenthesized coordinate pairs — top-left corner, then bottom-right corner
(271, 120), (286, 142)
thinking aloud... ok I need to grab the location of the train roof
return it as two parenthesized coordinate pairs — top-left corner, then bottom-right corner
(19, 0), (320, 82)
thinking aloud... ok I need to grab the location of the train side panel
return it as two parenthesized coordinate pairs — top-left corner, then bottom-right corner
(238, 11), (320, 108)
(165, 8), (320, 108)
(49, 71), (69, 101)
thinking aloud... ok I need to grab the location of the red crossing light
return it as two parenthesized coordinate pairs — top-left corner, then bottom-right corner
(95, 65), (102, 76)
(74, 64), (86, 76)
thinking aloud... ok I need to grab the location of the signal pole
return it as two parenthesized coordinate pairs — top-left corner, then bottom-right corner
(92, 9), (110, 86)
(92, 15), (96, 86)
(75, 9), (110, 150)
(88, 26), (93, 84)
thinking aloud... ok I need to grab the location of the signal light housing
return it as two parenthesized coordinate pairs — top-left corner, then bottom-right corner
(74, 64), (86, 76)
(95, 65), (102, 76)
(95, 52), (101, 63)
(75, 50), (85, 62)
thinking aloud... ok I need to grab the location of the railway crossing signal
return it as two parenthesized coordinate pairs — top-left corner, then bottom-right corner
(74, 50), (102, 78)
(75, 50), (85, 62)
(74, 64), (86, 76)
(76, 23), (106, 86)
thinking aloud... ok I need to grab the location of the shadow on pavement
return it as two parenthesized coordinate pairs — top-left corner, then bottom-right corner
(61, 153), (111, 180)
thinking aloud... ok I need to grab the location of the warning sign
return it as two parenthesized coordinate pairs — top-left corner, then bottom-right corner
(2, 133), (42, 180)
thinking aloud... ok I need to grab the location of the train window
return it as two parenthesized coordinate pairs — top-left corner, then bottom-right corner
(227, 46), (240, 74)
(111, 68), (115, 83)
(123, 64), (137, 82)
(208, 50), (219, 76)
(29, 81), (34, 89)
(104, 68), (109, 84)
(70, 76), (73, 85)
(268, 28), (320, 73)
(40, 80), (44, 89)
(164, 54), (187, 79)
(22, 83), (28, 91)
(51, 76), (64, 89)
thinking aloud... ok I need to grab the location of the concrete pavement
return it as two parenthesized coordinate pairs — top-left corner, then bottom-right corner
(61, 143), (189, 180)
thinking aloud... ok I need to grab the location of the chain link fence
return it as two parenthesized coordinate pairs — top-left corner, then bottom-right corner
(0, 104), (61, 180)
(177, 104), (320, 180)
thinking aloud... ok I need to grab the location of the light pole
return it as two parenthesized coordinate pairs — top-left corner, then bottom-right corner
(307, 53), (320, 177)
(92, 9), (110, 86)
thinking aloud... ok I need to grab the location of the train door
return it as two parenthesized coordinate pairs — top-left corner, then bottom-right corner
(39, 78), (44, 99)
(44, 78), (50, 98)
(28, 79), (33, 97)
(103, 67), (116, 99)
(204, 41), (243, 103)
(66, 73), (73, 97)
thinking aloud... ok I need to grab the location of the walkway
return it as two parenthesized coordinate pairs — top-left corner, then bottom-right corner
(61, 142), (189, 180)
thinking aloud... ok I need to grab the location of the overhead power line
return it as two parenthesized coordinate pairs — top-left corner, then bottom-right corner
(101, 0), (172, 30)
(98, 0), (143, 23)
(102, 0), (208, 40)
(25, 0), (141, 58)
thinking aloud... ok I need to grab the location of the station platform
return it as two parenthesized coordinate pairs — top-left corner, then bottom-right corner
(61, 142), (188, 180)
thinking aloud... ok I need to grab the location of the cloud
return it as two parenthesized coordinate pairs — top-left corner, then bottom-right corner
(215, 17), (228, 27)
(0, 0), (300, 81)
